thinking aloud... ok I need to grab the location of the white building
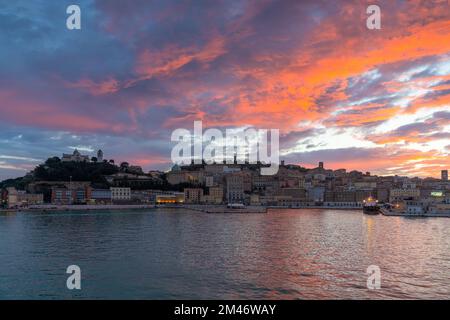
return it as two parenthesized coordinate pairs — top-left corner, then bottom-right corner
(6, 187), (43, 208)
(110, 187), (131, 201)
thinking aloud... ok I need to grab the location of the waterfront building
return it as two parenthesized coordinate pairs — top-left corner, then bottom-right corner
(307, 186), (325, 202)
(389, 188), (420, 203)
(0, 188), (7, 207)
(324, 190), (335, 202)
(5, 187), (19, 207)
(146, 190), (175, 203)
(74, 187), (91, 204)
(376, 188), (389, 203)
(259, 194), (276, 206)
(6, 187), (44, 208)
(428, 201), (450, 214)
(226, 174), (244, 204)
(334, 190), (356, 202)
(209, 186), (224, 204)
(110, 187), (131, 201)
(250, 194), (261, 205)
(105, 172), (163, 189)
(420, 189), (446, 202)
(19, 193), (44, 206)
(51, 186), (92, 205)
(130, 190), (155, 203)
(405, 201), (425, 215)
(274, 187), (309, 206)
(91, 189), (111, 204)
(202, 186), (224, 204)
(155, 193), (184, 204)
(184, 188), (204, 204)
(274, 196), (297, 207)
(323, 201), (362, 208)
(355, 189), (374, 203)
(51, 187), (74, 205)
(277, 188), (307, 199)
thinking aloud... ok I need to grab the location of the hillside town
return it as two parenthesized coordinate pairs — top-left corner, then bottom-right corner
(1, 149), (449, 216)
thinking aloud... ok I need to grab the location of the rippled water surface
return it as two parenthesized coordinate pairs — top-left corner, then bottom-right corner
(0, 208), (449, 299)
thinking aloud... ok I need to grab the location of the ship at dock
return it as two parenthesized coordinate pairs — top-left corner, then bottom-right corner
(362, 197), (380, 215)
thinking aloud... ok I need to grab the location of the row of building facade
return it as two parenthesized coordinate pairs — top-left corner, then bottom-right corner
(2, 161), (449, 211)
(165, 163), (450, 207)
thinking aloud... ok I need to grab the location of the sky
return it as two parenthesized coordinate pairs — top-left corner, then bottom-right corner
(0, 0), (449, 181)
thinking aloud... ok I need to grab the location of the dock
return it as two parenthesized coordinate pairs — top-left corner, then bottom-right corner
(160, 204), (267, 214)
(380, 208), (450, 218)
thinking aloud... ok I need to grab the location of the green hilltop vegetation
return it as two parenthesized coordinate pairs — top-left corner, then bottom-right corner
(33, 157), (119, 182)
(0, 157), (199, 192)
(0, 175), (33, 190)
(0, 157), (119, 189)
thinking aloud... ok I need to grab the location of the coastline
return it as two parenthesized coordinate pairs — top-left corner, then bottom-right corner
(2, 205), (449, 217)
(380, 207), (450, 218)
(1, 204), (156, 213)
(1, 204), (364, 214)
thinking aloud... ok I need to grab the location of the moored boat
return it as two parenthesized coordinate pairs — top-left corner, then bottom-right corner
(363, 197), (380, 215)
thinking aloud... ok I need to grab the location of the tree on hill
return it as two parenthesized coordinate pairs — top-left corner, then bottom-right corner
(0, 176), (30, 190)
(33, 158), (119, 182)
(120, 162), (129, 171)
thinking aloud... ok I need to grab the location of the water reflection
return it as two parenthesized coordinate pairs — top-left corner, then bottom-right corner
(0, 209), (449, 299)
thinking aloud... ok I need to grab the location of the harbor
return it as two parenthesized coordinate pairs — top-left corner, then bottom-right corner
(2, 202), (450, 217)
(380, 207), (450, 218)
(1, 207), (450, 299)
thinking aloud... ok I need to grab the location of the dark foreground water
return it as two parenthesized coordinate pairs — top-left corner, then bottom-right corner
(0, 208), (449, 299)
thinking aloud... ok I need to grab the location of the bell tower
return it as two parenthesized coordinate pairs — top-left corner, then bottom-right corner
(97, 149), (103, 162)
